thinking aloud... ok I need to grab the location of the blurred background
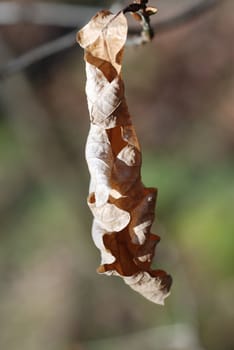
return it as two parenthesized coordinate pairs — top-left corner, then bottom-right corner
(0, 0), (233, 349)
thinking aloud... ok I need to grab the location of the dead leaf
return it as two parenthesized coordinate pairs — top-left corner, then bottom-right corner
(77, 10), (172, 304)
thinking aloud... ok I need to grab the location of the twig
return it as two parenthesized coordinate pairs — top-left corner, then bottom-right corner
(123, 0), (157, 42)
(132, 0), (220, 34)
(0, 2), (99, 27)
(0, 30), (77, 79)
(0, 0), (220, 79)
(0, 36), (88, 202)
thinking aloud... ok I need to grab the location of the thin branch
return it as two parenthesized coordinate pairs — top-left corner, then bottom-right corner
(0, 2), (100, 27)
(0, 30), (77, 79)
(127, 0), (220, 44)
(135, 0), (220, 34)
(0, 0), (220, 79)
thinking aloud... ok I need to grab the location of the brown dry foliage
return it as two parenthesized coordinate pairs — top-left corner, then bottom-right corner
(77, 10), (172, 304)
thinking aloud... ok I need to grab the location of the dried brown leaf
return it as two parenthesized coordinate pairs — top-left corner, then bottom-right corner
(77, 9), (172, 304)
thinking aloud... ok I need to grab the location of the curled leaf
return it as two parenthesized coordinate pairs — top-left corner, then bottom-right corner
(77, 10), (172, 304)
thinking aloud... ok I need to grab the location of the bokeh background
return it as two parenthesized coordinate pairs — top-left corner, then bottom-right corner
(0, 0), (233, 349)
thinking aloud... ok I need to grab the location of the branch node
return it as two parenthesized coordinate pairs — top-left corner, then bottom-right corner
(123, 0), (157, 43)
